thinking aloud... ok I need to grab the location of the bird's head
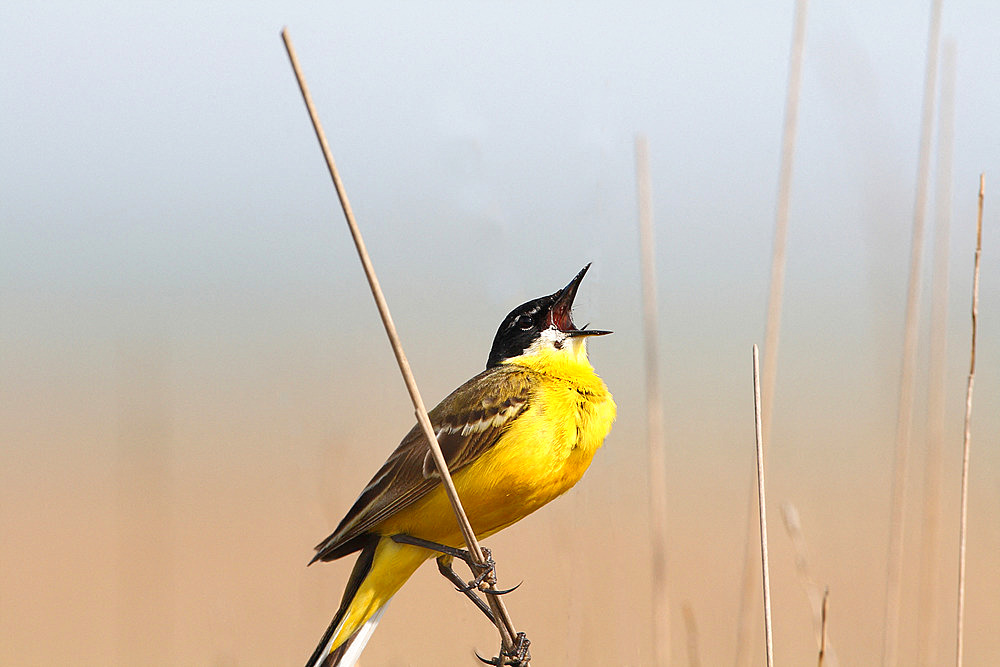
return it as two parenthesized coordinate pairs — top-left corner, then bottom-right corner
(486, 263), (611, 368)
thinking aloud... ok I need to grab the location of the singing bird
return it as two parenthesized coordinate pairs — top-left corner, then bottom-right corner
(306, 264), (616, 667)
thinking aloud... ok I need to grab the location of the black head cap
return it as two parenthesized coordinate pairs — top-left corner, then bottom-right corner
(486, 263), (611, 368)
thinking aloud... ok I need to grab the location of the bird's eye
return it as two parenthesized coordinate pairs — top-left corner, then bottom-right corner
(516, 315), (533, 330)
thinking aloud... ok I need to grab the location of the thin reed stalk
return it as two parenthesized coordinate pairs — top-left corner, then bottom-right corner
(736, 2), (808, 661)
(882, 2), (943, 664)
(752, 345), (774, 667)
(115, 344), (174, 664)
(761, 0), (808, 436)
(635, 134), (671, 666)
(281, 28), (523, 660)
(781, 501), (839, 666)
(955, 174), (984, 667)
(818, 588), (829, 667)
(682, 602), (701, 667)
(917, 38), (956, 666)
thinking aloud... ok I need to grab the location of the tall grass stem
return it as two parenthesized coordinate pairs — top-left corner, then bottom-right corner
(781, 502), (839, 666)
(955, 174), (984, 667)
(882, 2), (943, 663)
(281, 27), (523, 659)
(752, 345), (774, 667)
(818, 588), (829, 667)
(737, 2), (808, 660)
(635, 134), (671, 665)
(917, 38), (956, 666)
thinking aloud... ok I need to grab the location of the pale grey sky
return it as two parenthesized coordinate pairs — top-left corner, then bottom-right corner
(3, 0), (1000, 460)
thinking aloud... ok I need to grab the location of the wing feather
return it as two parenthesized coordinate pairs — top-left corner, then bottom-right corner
(312, 364), (534, 562)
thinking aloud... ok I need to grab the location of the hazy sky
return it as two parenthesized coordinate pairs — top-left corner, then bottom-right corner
(4, 0), (998, 457)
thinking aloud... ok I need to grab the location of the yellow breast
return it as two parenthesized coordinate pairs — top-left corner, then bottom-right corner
(376, 339), (615, 548)
(451, 342), (616, 539)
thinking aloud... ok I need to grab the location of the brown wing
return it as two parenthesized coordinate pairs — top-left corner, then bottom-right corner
(311, 363), (534, 562)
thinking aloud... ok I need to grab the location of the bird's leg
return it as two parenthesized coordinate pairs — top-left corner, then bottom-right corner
(389, 535), (530, 666)
(436, 554), (496, 624)
(390, 532), (471, 560)
(390, 533), (499, 592)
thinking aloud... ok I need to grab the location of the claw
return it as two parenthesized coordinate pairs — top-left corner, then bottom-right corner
(488, 580), (523, 596)
(475, 650), (500, 666)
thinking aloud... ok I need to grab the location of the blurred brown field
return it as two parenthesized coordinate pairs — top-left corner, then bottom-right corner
(2, 328), (998, 666)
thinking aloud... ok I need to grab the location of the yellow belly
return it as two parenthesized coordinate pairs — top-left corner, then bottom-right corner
(328, 343), (615, 654)
(376, 360), (616, 547)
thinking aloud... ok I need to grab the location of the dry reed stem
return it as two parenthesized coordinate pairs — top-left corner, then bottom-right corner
(818, 587), (829, 667)
(736, 3), (808, 661)
(752, 345), (774, 667)
(882, 2), (943, 664)
(917, 38), (956, 666)
(955, 173), (984, 667)
(682, 602), (701, 667)
(280, 28), (522, 659)
(734, 488), (760, 667)
(115, 345), (173, 664)
(780, 502), (839, 666)
(761, 0), (808, 436)
(635, 134), (671, 665)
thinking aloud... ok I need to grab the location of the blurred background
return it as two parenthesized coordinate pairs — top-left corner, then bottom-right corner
(2, 1), (999, 665)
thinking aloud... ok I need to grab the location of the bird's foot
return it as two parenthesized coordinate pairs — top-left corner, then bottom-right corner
(460, 546), (497, 591)
(475, 633), (531, 666)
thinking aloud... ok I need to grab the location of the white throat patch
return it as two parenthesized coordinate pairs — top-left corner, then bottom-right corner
(506, 325), (591, 366)
(523, 326), (568, 356)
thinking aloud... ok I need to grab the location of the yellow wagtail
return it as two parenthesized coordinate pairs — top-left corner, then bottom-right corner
(306, 264), (616, 667)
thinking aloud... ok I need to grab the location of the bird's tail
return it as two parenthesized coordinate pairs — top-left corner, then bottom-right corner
(306, 536), (429, 667)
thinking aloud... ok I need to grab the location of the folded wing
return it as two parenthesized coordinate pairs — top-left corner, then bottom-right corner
(311, 364), (534, 563)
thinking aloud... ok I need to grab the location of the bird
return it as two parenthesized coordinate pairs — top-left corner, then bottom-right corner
(305, 263), (616, 667)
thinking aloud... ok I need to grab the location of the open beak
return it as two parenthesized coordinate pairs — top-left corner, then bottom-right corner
(547, 263), (612, 337)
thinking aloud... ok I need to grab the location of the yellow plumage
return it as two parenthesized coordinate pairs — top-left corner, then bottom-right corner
(330, 339), (615, 652)
(389, 340), (612, 534)
(306, 265), (614, 667)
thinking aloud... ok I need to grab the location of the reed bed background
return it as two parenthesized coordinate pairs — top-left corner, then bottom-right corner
(2, 2), (999, 665)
